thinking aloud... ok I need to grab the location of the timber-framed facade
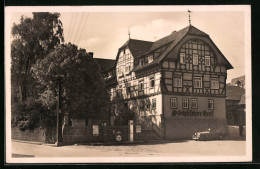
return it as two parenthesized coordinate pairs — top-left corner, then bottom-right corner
(104, 24), (233, 140)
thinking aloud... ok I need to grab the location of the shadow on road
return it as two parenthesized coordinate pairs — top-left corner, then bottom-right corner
(12, 153), (35, 158)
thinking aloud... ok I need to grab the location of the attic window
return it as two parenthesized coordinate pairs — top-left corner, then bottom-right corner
(205, 56), (210, 66)
(148, 55), (153, 63)
(140, 59), (144, 66)
(180, 53), (185, 64)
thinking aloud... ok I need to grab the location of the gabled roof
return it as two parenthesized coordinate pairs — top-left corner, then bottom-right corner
(120, 39), (153, 58)
(94, 58), (116, 72)
(114, 24), (233, 71)
(226, 86), (245, 100)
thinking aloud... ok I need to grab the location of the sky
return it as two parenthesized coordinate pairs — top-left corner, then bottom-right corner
(6, 6), (250, 83)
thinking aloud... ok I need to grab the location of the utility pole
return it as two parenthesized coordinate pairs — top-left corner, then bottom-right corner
(55, 76), (63, 146)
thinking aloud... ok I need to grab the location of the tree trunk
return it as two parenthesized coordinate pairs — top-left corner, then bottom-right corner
(21, 85), (27, 102)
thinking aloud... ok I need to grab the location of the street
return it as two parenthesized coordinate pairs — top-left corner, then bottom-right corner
(11, 140), (245, 157)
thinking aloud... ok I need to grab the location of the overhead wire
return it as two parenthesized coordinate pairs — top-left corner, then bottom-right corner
(72, 13), (85, 45)
(75, 13), (89, 47)
(66, 12), (75, 43)
(68, 12), (79, 42)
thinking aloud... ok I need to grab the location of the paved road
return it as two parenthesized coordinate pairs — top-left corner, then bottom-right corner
(11, 140), (245, 158)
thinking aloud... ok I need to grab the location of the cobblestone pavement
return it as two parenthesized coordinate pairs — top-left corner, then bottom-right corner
(11, 140), (246, 158)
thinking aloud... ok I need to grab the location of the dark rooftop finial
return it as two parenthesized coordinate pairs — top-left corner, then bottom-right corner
(128, 28), (131, 39)
(188, 10), (192, 25)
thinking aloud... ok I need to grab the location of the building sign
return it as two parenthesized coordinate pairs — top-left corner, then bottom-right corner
(93, 125), (99, 135)
(136, 125), (141, 133)
(172, 110), (214, 117)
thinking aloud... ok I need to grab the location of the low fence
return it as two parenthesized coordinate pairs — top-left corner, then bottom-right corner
(11, 127), (56, 144)
(63, 125), (130, 145)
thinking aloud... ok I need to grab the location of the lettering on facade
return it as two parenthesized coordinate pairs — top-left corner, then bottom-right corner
(171, 110), (214, 117)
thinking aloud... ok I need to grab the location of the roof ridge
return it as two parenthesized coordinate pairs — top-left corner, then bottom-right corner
(129, 38), (153, 43)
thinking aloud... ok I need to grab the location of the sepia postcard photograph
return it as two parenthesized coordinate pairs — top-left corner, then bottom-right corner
(4, 5), (252, 163)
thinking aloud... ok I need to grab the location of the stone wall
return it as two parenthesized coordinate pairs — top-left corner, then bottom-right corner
(11, 127), (56, 144)
(165, 118), (227, 140)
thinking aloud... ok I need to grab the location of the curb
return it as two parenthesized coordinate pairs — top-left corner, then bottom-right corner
(12, 139), (55, 146)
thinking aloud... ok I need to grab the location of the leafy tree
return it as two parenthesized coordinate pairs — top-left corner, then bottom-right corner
(11, 12), (64, 102)
(33, 43), (111, 120)
(111, 92), (137, 126)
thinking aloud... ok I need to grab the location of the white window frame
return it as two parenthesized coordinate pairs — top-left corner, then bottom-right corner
(125, 63), (130, 73)
(182, 98), (189, 109)
(139, 80), (144, 91)
(191, 98), (198, 109)
(173, 76), (182, 87)
(150, 76), (155, 88)
(180, 53), (185, 64)
(193, 54), (198, 65)
(148, 55), (153, 63)
(211, 78), (219, 89)
(208, 99), (214, 110)
(140, 59), (144, 66)
(194, 77), (202, 88)
(205, 56), (210, 66)
(170, 97), (177, 109)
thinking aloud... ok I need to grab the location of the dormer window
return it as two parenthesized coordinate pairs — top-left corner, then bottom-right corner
(180, 53), (185, 64)
(148, 55), (153, 63)
(140, 59), (144, 66)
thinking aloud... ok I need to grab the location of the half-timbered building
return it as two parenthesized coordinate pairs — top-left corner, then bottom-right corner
(104, 24), (233, 140)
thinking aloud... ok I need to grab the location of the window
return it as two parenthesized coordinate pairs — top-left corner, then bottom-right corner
(146, 99), (150, 110)
(191, 98), (198, 109)
(152, 98), (156, 109)
(194, 77), (202, 88)
(205, 56), (210, 66)
(148, 55), (153, 63)
(193, 54), (198, 65)
(208, 99), (214, 110)
(125, 63), (130, 73)
(140, 59), (144, 66)
(126, 82), (131, 93)
(173, 76), (182, 87)
(139, 80), (144, 91)
(210, 78), (219, 89)
(182, 98), (189, 109)
(170, 98), (177, 109)
(180, 53), (185, 64)
(150, 76), (155, 88)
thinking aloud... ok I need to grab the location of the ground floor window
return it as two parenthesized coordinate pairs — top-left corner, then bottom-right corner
(152, 98), (156, 109)
(191, 98), (198, 109)
(170, 97), (177, 109)
(182, 98), (189, 109)
(208, 99), (214, 110)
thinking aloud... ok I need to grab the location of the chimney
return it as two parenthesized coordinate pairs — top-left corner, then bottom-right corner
(88, 52), (94, 58)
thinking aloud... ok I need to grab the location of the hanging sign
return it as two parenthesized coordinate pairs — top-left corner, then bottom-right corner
(136, 125), (141, 133)
(93, 125), (99, 135)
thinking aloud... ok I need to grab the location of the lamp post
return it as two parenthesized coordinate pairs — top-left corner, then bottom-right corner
(55, 76), (64, 146)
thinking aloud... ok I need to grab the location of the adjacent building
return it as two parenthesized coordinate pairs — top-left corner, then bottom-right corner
(104, 24), (233, 140)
